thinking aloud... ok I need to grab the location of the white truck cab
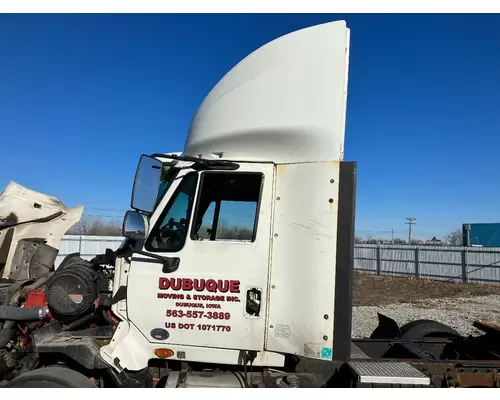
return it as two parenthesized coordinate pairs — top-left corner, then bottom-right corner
(100, 20), (353, 376)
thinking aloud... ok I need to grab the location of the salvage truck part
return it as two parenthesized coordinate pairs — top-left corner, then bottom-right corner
(0, 20), (356, 387)
(1, 20), (500, 388)
(104, 20), (353, 378)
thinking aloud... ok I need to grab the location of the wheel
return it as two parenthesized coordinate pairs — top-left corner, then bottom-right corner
(400, 319), (461, 340)
(2, 367), (97, 388)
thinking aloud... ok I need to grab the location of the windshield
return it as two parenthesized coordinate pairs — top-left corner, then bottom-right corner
(153, 166), (179, 210)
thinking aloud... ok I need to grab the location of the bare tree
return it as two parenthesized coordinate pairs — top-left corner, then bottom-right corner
(445, 229), (463, 246)
(68, 217), (92, 235)
(217, 225), (253, 241)
(68, 217), (122, 236)
(197, 219), (253, 241)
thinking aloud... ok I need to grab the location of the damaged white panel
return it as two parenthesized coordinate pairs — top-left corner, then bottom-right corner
(266, 162), (340, 360)
(0, 181), (83, 279)
(0, 182), (75, 227)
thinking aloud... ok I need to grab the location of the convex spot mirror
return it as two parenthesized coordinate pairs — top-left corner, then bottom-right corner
(131, 154), (162, 213)
(123, 210), (148, 241)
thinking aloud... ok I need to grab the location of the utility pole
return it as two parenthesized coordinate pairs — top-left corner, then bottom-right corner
(406, 217), (416, 244)
(391, 228), (394, 244)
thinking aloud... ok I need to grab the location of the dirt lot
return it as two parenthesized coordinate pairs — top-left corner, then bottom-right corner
(353, 272), (500, 306)
(352, 273), (500, 337)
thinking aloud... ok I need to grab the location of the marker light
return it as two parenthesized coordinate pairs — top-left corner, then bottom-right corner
(154, 348), (174, 358)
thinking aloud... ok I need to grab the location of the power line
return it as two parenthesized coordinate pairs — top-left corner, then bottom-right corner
(406, 217), (417, 243)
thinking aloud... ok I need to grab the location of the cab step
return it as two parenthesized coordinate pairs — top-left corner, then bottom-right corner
(347, 360), (431, 386)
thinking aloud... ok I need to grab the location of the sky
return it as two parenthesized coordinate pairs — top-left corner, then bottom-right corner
(1, 13), (499, 240)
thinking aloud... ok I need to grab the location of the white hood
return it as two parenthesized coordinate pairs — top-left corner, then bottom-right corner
(0, 181), (83, 279)
(0, 181), (80, 227)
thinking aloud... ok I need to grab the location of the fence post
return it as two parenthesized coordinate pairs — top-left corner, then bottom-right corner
(78, 235), (82, 255)
(376, 246), (381, 276)
(414, 247), (420, 279)
(461, 248), (468, 283)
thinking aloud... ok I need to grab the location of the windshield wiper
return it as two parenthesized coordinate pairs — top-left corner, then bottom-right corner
(150, 153), (240, 171)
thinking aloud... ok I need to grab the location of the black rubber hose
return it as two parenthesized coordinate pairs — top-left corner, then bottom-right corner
(4, 273), (53, 309)
(0, 274), (53, 348)
(0, 320), (15, 348)
(63, 313), (95, 331)
(2, 281), (28, 306)
(0, 280), (28, 344)
(0, 305), (47, 321)
(22, 272), (53, 295)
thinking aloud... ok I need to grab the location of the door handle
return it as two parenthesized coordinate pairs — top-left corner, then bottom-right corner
(245, 288), (262, 317)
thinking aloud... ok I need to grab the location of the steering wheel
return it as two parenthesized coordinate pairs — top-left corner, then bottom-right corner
(165, 217), (189, 234)
(153, 218), (187, 247)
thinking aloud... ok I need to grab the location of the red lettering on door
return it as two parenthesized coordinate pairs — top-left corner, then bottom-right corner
(158, 278), (241, 293)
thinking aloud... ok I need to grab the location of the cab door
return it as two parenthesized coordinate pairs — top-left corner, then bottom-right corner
(127, 163), (274, 352)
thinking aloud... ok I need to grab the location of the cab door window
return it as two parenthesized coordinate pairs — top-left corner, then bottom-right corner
(191, 172), (263, 242)
(146, 172), (198, 252)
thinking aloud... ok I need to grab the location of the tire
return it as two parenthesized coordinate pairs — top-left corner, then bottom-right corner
(400, 319), (461, 340)
(2, 367), (97, 388)
(370, 313), (402, 339)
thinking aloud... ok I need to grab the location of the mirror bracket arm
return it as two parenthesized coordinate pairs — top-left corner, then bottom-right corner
(127, 244), (180, 273)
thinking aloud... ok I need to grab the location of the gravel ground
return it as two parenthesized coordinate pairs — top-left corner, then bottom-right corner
(352, 294), (500, 338)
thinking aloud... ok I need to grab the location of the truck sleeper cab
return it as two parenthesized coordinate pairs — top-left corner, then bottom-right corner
(100, 20), (353, 374)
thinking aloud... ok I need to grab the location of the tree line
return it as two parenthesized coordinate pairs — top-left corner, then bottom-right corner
(68, 216), (254, 240)
(68, 217), (464, 247)
(355, 229), (463, 246)
(67, 217), (122, 236)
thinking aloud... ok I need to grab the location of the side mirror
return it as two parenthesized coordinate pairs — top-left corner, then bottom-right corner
(122, 210), (148, 241)
(122, 210), (180, 273)
(131, 154), (162, 213)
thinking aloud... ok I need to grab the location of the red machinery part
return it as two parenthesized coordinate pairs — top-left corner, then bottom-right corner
(23, 289), (48, 308)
